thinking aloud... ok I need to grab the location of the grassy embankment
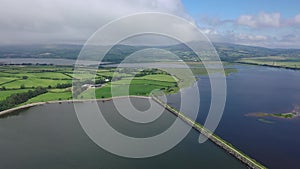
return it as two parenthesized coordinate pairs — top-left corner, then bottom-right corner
(152, 96), (267, 169)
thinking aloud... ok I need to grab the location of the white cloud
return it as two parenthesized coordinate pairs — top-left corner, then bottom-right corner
(201, 28), (218, 35)
(236, 34), (268, 41)
(200, 12), (300, 29)
(278, 13), (300, 28)
(196, 12), (300, 48)
(294, 14), (300, 24)
(237, 12), (281, 28)
(0, 0), (188, 44)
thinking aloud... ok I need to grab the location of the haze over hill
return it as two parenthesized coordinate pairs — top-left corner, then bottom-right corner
(0, 43), (299, 63)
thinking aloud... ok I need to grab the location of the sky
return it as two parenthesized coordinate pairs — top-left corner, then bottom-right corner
(0, 0), (299, 48)
(182, 0), (300, 48)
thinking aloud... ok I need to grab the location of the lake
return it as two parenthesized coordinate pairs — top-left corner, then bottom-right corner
(1, 63), (299, 168)
(0, 98), (245, 169)
(167, 64), (300, 169)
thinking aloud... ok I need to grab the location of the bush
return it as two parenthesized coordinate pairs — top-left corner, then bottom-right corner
(22, 76), (28, 79)
(20, 84), (25, 89)
(56, 83), (72, 89)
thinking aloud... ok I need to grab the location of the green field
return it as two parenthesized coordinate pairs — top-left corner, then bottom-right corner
(1, 78), (71, 89)
(0, 66), (74, 108)
(80, 78), (178, 99)
(0, 66), (73, 89)
(97, 71), (133, 78)
(0, 77), (19, 86)
(111, 78), (175, 86)
(79, 67), (237, 99)
(2, 72), (71, 79)
(0, 89), (30, 101)
(0, 66), (182, 108)
(24, 91), (72, 104)
(135, 74), (177, 82)
(0, 64), (238, 110)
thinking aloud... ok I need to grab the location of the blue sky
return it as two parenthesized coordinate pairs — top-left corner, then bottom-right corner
(182, 0), (300, 19)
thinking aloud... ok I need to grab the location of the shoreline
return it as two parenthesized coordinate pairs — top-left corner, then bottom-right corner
(0, 95), (266, 169)
(0, 95), (152, 116)
(235, 61), (300, 71)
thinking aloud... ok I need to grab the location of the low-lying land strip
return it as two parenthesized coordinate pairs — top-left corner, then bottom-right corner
(236, 57), (300, 70)
(152, 96), (267, 169)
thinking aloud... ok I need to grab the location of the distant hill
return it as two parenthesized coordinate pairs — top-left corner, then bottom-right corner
(214, 43), (300, 61)
(0, 43), (299, 63)
(0, 44), (82, 60)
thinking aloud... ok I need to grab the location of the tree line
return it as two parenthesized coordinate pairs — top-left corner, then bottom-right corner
(0, 87), (47, 111)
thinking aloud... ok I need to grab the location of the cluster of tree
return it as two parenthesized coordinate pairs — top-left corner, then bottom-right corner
(20, 84), (26, 89)
(56, 83), (72, 89)
(27, 69), (56, 73)
(135, 68), (169, 77)
(0, 87), (47, 111)
(0, 63), (55, 66)
(95, 78), (106, 84)
(40, 77), (71, 80)
(113, 68), (138, 75)
(72, 79), (96, 98)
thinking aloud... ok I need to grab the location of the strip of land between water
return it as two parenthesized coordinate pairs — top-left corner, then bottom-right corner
(151, 96), (267, 169)
(235, 61), (300, 71)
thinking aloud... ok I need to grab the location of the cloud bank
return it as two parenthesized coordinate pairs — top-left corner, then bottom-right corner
(0, 1), (299, 48)
(0, 0), (188, 44)
(237, 12), (281, 28)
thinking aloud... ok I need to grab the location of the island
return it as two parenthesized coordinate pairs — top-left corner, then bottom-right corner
(246, 105), (300, 119)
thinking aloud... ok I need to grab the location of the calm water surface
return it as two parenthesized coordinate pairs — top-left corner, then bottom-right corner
(168, 64), (300, 169)
(0, 98), (245, 169)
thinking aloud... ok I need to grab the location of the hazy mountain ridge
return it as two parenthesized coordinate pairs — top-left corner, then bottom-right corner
(0, 43), (299, 62)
